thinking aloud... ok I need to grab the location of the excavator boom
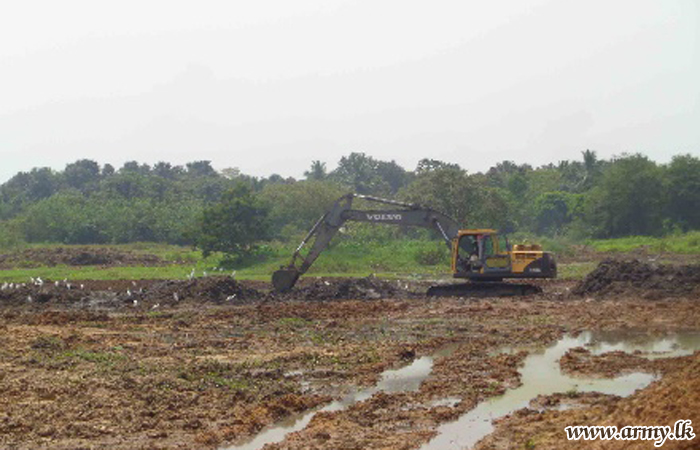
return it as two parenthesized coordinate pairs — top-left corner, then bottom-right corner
(272, 194), (460, 292)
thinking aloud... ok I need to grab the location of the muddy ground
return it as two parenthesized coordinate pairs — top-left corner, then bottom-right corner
(0, 260), (699, 449)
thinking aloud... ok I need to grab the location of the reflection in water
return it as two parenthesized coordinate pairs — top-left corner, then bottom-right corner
(224, 331), (700, 450)
(224, 347), (456, 450)
(586, 330), (700, 359)
(421, 331), (700, 450)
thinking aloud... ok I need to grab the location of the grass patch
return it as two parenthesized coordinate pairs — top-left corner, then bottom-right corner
(62, 349), (126, 366)
(0, 239), (451, 282)
(205, 375), (252, 391)
(558, 262), (597, 280)
(29, 346), (127, 370)
(587, 231), (700, 254)
(31, 335), (66, 351)
(277, 317), (314, 328)
(2, 232), (697, 283)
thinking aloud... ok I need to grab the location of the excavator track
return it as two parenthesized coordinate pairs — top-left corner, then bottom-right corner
(426, 282), (542, 298)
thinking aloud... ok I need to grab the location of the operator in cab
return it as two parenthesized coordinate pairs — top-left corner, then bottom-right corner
(458, 234), (481, 272)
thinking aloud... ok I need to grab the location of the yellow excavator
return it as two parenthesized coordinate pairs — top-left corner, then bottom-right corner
(272, 193), (556, 296)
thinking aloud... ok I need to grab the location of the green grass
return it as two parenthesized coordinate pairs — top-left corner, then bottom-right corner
(0, 265), (201, 282)
(2, 232), (698, 283)
(0, 242), (227, 282)
(267, 239), (450, 274)
(558, 262), (597, 280)
(587, 231), (700, 254)
(0, 239), (453, 283)
(62, 349), (126, 366)
(277, 317), (314, 328)
(29, 344), (128, 370)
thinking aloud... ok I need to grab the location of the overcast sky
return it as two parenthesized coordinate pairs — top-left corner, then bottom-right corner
(1, 0), (698, 182)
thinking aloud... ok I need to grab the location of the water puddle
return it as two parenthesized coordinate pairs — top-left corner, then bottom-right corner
(222, 344), (459, 450)
(428, 397), (462, 408)
(585, 330), (700, 360)
(421, 331), (700, 450)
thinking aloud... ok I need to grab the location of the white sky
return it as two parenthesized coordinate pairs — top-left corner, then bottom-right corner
(0, 0), (698, 182)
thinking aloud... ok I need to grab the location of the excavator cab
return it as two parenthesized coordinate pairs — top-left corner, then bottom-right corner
(452, 230), (556, 281)
(454, 230), (508, 276)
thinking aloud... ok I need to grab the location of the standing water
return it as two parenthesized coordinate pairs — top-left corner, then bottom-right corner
(222, 331), (700, 450)
(223, 344), (458, 450)
(421, 331), (700, 450)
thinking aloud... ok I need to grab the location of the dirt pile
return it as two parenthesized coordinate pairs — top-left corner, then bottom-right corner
(573, 259), (700, 297)
(0, 283), (86, 307)
(136, 276), (414, 304)
(0, 276), (413, 309)
(289, 276), (407, 301)
(136, 277), (264, 304)
(0, 247), (164, 268)
(0, 277), (264, 308)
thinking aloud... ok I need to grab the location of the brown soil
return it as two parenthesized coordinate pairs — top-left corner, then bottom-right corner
(0, 276), (418, 310)
(573, 259), (700, 298)
(0, 247), (165, 268)
(0, 270), (698, 449)
(560, 347), (655, 378)
(279, 275), (412, 301)
(476, 353), (700, 450)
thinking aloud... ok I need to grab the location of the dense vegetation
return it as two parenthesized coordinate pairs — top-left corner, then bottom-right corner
(0, 152), (698, 258)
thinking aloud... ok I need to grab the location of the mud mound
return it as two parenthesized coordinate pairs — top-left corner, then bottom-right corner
(138, 276), (263, 304)
(0, 276), (414, 309)
(0, 283), (87, 307)
(0, 247), (164, 268)
(573, 259), (700, 297)
(289, 276), (406, 301)
(0, 277), (263, 308)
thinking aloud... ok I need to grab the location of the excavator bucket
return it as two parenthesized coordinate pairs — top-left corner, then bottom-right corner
(272, 268), (301, 292)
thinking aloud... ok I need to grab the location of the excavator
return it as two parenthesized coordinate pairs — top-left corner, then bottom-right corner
(272, 193), (557, 297)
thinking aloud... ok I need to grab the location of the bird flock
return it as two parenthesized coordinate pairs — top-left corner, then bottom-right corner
(1, 277), (83, 291)
(1, 267), (239, 306)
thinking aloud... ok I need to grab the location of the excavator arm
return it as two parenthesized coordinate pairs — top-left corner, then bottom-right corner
(272, 193), (460, 292)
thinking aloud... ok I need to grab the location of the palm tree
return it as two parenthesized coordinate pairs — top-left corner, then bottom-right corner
(581, 149), (599, 189)
(304, 160), (327, 181)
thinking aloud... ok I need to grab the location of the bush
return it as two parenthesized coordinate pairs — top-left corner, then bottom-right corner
(194, 183), (271, 260)
(0, 221), (25, 250)
(414, 244), (450, 265)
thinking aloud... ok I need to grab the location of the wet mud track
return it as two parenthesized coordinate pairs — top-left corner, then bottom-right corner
(0, 270), (699, 449)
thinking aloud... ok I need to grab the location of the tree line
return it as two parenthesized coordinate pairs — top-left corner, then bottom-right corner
(0, 152), (698, 252)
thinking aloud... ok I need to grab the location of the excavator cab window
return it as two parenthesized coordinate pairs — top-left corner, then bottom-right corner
(497, 234), (509, 253)
(457, 235), (481, 272)
(483, 235), (495, 257)
(458, 235), (478, 258)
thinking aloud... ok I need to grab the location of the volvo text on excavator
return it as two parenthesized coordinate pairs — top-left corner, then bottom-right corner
(272, 194), (557, 297)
